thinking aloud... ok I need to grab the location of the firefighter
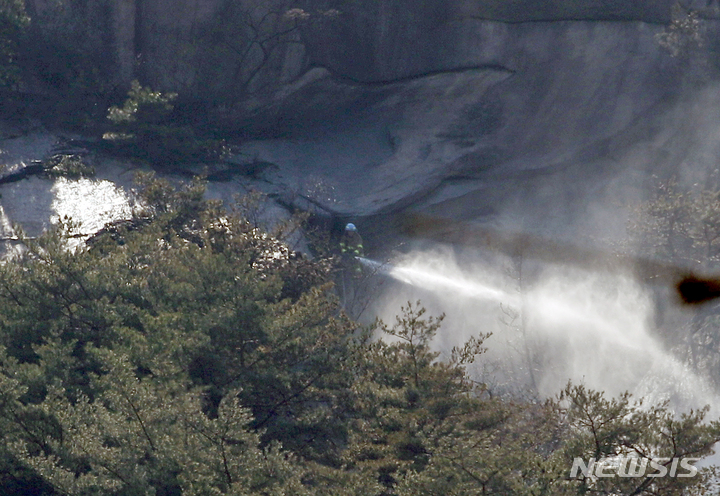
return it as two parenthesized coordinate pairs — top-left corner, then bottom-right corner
(340, 223), (363, 276)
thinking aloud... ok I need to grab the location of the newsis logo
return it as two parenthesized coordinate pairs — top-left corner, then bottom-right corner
(570, 457), (700, 479)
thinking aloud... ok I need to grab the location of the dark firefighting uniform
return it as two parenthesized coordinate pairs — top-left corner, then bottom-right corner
(340, 230), (364, 275)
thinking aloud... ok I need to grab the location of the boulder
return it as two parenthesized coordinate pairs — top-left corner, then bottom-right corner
(230, 19), (688, 226)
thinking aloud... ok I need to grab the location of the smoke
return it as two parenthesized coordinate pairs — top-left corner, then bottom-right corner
(354, 81), (720, 420)
(365, 248), (720, 413)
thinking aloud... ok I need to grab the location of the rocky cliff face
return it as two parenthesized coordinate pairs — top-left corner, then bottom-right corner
(228, 19), (691, 221)
(7, 0), (720, 246)
(22, 0), (684, 96)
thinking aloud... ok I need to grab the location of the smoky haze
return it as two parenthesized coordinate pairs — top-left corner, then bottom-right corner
(360, 82), (720, 415)
(367, 243), (720, 413)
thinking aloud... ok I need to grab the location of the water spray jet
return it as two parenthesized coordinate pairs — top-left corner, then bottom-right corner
(362, 253), (720, 414)
(357, 256), (520, 306)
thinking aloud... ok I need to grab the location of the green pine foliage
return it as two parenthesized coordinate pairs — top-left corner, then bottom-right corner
(0, 0), (28, 87)
(629, 177), (720, 268)
(630, 177), (720, 383)
(0, 174), (348, 494)
(0, 176), (718, 495)
(103, 81), (231, 166)
(341, 302), (543, 494)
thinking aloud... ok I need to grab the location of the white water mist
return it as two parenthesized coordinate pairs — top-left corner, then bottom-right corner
(366, 250), (720, 413)
(358, 256), (520, 307)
